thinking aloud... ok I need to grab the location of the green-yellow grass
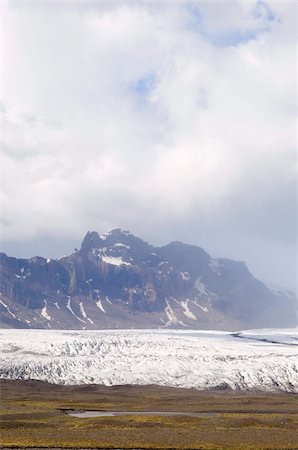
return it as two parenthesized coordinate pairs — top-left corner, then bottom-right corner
(1, 379), (297, 449)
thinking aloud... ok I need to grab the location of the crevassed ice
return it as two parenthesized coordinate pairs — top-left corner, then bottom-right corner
(0, 329), (297, 392)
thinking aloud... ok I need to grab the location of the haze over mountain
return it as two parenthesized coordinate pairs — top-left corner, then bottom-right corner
(0, 229), (296, 330)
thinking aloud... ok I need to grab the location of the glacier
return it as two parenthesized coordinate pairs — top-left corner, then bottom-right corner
(0, 328), (297, 392)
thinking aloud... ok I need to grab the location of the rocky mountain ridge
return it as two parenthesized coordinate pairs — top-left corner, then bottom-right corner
(0, 229), (296, 329)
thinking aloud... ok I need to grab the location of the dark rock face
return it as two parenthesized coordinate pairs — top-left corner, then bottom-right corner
(0, 229), (296, 330)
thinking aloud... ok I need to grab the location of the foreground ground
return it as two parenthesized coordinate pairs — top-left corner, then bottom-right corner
(0, 379), (297, 450)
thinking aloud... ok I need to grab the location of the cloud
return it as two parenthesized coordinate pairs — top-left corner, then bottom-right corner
(187, 1), (279, 46)
(0, 1), (296, 288)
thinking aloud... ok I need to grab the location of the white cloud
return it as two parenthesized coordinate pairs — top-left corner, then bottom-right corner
(0, 1), (296, 287)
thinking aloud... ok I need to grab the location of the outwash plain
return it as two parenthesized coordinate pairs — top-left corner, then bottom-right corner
(1, 379), (298, 450)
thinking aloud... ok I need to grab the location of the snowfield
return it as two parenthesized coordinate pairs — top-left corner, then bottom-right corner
(0, 329), (297, 392)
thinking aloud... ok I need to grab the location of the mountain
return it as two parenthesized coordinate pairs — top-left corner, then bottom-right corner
(0, 229), (296, 330)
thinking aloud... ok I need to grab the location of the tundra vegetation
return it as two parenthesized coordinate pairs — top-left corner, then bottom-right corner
(0, 380), (297, 449)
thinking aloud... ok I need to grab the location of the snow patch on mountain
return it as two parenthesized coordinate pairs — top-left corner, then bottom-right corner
(79, 302), (93, 324)
(0, 299), (7, 308)
(114, 243), (130, 249)
(96, 299), (106, 313)
(196, 304), (209, 313)
(79, 302), (87, 319)
(102, 256), (131, 266)
(41, 303), (51, 321)
(0, 300), (17, 319)
(180, 272), (190, 281)
(66, 299), (85, 323)
(165, 300), (178, 326)
(181, 300), (197, 320)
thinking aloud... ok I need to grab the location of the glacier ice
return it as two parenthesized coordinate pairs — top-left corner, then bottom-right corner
(0, 329), (297, 392)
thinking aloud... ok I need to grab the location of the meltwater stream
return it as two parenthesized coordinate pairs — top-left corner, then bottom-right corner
(68, 411), (215, 418)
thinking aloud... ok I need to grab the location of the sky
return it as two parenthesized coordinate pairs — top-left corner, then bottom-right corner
(0, 1), (297, 291)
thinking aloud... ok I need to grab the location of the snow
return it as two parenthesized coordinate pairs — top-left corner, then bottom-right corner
(180, 272), (190, 281)
(79, 301), (94, 325)
(66, 299), (85, 323)
(0, 300), (17, 319)
(21, 270), (30, 279)
(79, 302), (87, 319)
(102, 255), (131, 266)
(96, 299), (106, 313)
(41, 302), (51, 321)
(8, 309), (18, 319)
(100, 234), (107, 240)
(20, 266), (30, 279)
(181, 300), (197, 320)
(47, 259), (51, 263)
(114, 243), (130, 249)
(165, 300), (178, 326)
(196, 304), (208, 313)
(0, 329), (296, 392)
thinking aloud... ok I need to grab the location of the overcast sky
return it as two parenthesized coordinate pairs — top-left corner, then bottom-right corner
(0, 1), (297, 290)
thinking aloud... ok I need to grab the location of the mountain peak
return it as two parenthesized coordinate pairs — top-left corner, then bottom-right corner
(81, 231), (103, 251)
(108, 228), (131, 237)
(80, 229), (153, 261)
